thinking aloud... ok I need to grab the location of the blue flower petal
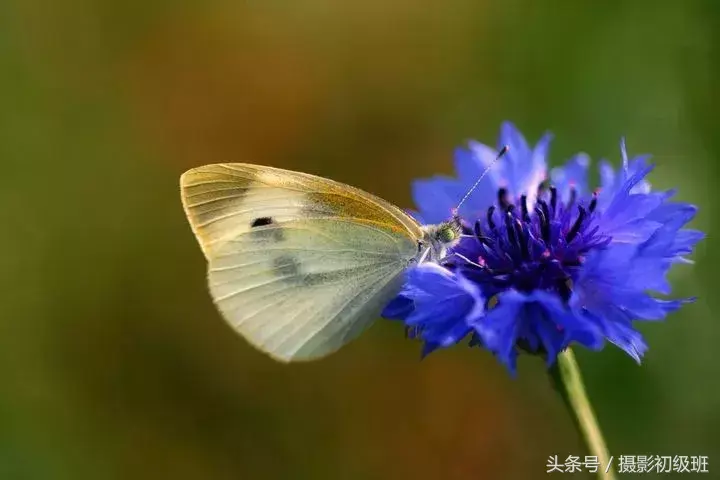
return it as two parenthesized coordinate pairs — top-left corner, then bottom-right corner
(452, 144), (501, 217)
(639, 204), (700, 258)
(551, 153), (591, 201)
(596, 144), (653, 210)
(385, 263), (484, 355)
(585, 309), (649, 363)
(495, 122), (551, 207)
(670, 229), (705, 261)
(473, 290), (603, 373)
(596, 167), (669, 245)
(411, 177), (463, 224)
(599, 159), (616, 193)
(411, 122), (553, 222)
(608, 324), (648, 364)
(473, 293), (523, 371)
(382, 295), (414, 319)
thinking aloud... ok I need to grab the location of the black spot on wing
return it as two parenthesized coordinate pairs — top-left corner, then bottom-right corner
(250, 216), (285, 242)
(251, 217), (273, 227)
(272, 254), (353, 286)
(273, 255), (301, 278)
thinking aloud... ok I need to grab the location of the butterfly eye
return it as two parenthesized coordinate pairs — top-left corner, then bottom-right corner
(438, 226), (457, 244)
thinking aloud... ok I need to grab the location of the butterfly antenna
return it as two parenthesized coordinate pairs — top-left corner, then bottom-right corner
(454, 145), (509, 214)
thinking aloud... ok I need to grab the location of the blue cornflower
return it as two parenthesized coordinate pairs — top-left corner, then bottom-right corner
(383, 122), (704, 373)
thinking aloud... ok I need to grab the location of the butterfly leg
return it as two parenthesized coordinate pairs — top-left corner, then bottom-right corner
(417, 246), (432, 264)
(449, 252), (484, 268)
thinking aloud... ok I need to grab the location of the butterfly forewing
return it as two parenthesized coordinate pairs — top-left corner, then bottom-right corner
(180, 163), (422, 361)
(180, 164), (422, 258)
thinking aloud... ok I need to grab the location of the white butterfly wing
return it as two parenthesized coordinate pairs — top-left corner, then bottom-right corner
(180, 164), (422, 361)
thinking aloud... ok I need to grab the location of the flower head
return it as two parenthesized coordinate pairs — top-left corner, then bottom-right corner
(384, 122), (703, 373)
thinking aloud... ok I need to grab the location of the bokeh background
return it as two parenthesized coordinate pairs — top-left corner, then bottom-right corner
(0, 1), (716, 479)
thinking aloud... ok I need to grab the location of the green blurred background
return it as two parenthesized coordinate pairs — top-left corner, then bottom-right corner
(0, 1), (716, 479)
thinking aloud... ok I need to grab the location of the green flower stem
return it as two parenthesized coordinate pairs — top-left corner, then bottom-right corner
(549, 348), (616, 480)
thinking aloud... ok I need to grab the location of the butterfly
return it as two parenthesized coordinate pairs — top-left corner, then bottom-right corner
(180, 150), (506, 362)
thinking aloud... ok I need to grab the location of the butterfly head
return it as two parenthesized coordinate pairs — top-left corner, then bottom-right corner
(438, 210), (464, 243)
(418, 214), (462, 263)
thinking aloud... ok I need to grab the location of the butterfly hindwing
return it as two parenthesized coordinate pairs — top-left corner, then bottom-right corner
(208, 219), (411, 361)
